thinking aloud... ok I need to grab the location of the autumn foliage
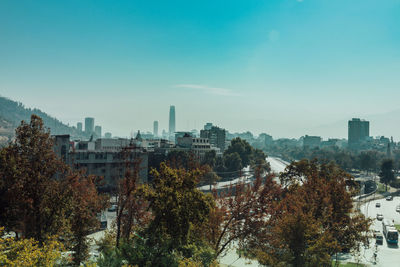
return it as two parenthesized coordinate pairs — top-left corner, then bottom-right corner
(0, 115), (106, 265)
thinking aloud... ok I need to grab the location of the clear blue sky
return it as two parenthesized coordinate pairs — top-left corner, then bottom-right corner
(1, 0), (400, 139)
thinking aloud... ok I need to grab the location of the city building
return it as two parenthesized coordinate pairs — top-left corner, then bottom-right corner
(176, 134), (215, 161)
(348, 118), (370, 148)
(204, 122), (213, 130)
(175, 131), (192, 144)
(53, 135), (148, 187)
(77, 122), (83, 132)
(104, 132), (112, 138)
(258, 133), (273, 146)
(85, 117), (95, 136)
(153, 120), (158, 137)
(303, 135), (322, 149)
(200, 125), (226, 152)
(321, 138), (340, 148)
(169, 105), (176, 141)
(95, 125), (102, 138)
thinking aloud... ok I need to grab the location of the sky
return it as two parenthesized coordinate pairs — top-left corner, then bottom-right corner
(1, 0), (400, 139)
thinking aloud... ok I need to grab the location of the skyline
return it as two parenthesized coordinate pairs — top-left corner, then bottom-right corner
(1, 0), (400, 138)
(4, 92), (400, 141)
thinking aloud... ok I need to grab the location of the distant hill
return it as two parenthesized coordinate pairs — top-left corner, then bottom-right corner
(0, 95), (81, 138)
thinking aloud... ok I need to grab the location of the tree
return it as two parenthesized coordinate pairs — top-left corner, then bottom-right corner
(115, 147), (151, 248)
(99, 163), (216, 266)
(224, 138), (253, 167)
(379, 159), (395, 191)
(0, 115), (106, 265)
(247, 160), (371, 266)
(0, 115), (70, 242)
(142, 163), (214, 247)
(199, 174), (281, 259)
(202, 150), (217, 169)
(0, 227), (63, 266)
(67, 172), (106, 265)
(200, 165), (221, 191)
(251, 149), (270, 177)
(224, 152), (242, 173)
(166, 150), (199, 170)
(359, 151), (378, 173)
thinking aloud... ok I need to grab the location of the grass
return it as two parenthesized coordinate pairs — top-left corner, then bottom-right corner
(332, 262), (366, 267)
(377, 183), (386, 194)
(395, 224), (400, 231)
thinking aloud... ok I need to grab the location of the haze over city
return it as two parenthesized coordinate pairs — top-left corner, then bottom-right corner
(1, 0), (400, 138)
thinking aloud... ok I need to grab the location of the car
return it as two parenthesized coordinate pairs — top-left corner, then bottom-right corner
(108, 204), (117, 212)
(373, 230), (380, 237)
(376, 202), (381, 207)
(396, 205), (400, 213)
(376, 213), (384, 221)
(375, 231), (383, 244)
(386, 195), (393, 201)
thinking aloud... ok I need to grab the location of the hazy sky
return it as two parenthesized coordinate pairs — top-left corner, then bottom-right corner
(1, 0), (400, 139)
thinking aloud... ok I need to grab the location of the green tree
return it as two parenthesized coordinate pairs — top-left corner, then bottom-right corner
(224, 138), (253, 167)
(224, 152), (242, 173)
(202, 150), (217, 169)
(379, 159), (395, 191)
(142, 163), (214, 246)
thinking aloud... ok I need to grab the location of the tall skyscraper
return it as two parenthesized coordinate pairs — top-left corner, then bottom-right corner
(348, 118), (369, 148)
(95, 125), (102, 138)
(85, 117), (95, 135)
(169, 106), (176, 139)
(153, 120), (159, 137)
(77, 122), (82, 132)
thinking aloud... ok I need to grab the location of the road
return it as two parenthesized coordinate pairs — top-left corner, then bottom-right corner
(352, 197), (400, 266)
(266, 156), (290, 174)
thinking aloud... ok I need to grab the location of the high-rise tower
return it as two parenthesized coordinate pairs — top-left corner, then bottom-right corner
(169, 106), (176, 140)
(348, 118), (369, 148)
(85, 117), (95, 136)
(153, 120), (159, 137)
(77, 122), (83, 132)
(95, 125), (102, 138)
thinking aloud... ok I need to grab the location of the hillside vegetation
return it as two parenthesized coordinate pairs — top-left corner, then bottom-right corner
(0, 96), (78, 137)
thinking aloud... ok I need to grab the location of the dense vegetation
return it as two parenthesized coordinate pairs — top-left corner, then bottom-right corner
(0, 96), (79, 136)
(0, 115), (372, 266)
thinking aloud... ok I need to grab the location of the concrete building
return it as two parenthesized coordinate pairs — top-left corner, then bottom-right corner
(77, 122), (83, 132)
(176, 134), (214, 162)
(85, 117), (95, 136)
(200, 125), (226, 152)
(303, 135), (322, 149)
(104, 132), (112, 138)
(175, 131), (192, 144)
(348, 118), (370, 148)
(169, 105), (176, 141)
(95, 125), (102, 138)
(153, 120), (158, 137)
(53, 135), (148, 187)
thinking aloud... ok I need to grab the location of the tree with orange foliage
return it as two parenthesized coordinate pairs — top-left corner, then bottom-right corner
(115, 146), (152, 248)
(198, 174), (281, 260)
(0, 115), (70, 242)
(0, 115), (106, 266)
(246, 160), (371, 267)
(67, 171), (106, 265)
